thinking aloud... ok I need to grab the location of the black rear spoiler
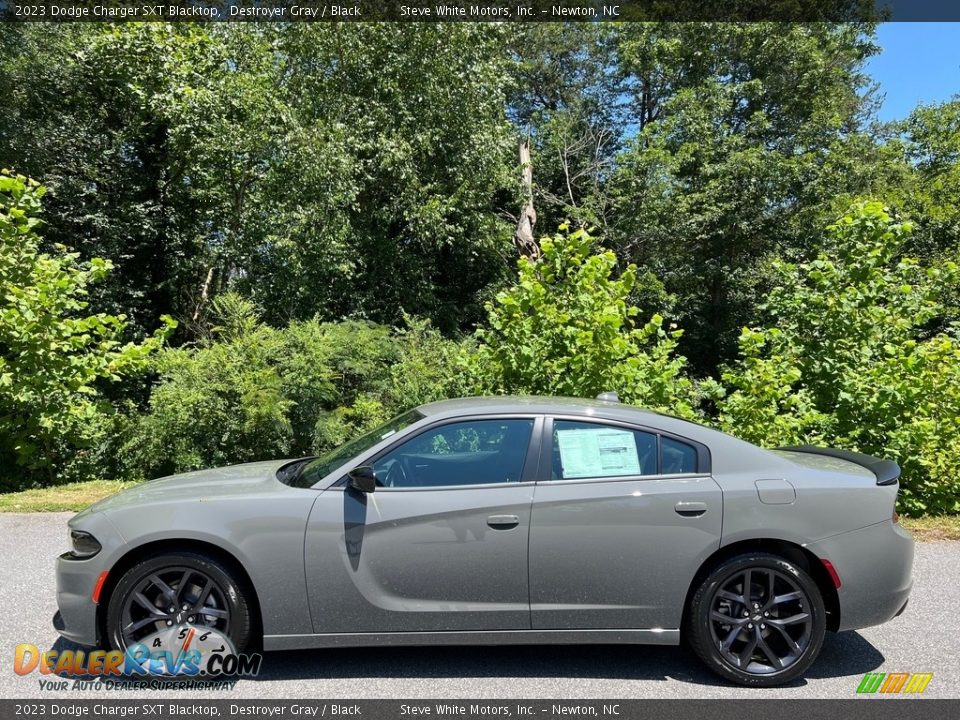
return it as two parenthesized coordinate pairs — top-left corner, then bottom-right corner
(779, 445), (900, 486)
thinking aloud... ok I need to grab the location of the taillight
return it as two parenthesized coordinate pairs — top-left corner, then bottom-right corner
(821, 559), (842, 589)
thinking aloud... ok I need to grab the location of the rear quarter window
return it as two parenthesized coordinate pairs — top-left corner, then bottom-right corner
(662, 436), (698, 474)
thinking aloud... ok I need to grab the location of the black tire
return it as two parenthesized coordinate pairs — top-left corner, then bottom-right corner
(105, 551), (253, 653)
(687, 552), (826, 687)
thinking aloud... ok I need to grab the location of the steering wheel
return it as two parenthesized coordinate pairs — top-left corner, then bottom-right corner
(384, 459), (408, 488)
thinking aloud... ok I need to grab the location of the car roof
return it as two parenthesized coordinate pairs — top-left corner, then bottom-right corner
(413, 395), (783, 474)
(418, 395), (679, 425)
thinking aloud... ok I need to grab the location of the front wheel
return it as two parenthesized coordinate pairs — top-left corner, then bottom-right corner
(687, 553), (826, 686)
(105, 551), (253, 655)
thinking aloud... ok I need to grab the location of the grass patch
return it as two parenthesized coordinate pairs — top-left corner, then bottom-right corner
(901, 514), (960, 541)
(0, 479), (138, 513)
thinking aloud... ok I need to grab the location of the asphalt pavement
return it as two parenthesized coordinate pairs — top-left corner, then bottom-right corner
(1, 512), (957, 699)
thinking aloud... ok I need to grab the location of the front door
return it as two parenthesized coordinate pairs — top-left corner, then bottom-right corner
(305, 416), (540, 634)
(528, 417), (722, 631)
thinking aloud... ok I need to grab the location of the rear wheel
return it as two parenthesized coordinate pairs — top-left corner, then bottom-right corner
(687, 553), (826, 686)
(105, 551), (252, 654)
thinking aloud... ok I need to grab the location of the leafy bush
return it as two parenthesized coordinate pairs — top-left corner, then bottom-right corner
(467, 225), (697, 417)
(0, 172), (172, 490)
(121, 295), (299, 478)
(122, 296), (465, 477)
(711, 202), (960, 514)
(282, 318), (394, 454)
(311, 316), (470, 452)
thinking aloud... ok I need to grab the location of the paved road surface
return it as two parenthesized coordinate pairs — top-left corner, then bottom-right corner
(1, 513), (956, 699)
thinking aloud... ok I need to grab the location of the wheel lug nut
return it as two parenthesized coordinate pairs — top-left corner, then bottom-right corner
(743, 611), (748, 617)
(166, 620), (173, 626)
(761, 624), (766, 630)
(188, 617), (195, 623)
(748, 623), (753, 629)
(764, 611), (769, 616)
(182, 604), (189, 611)
(168, 607), (175, 613)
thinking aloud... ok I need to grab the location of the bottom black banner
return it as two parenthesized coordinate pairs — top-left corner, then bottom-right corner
(1, 700), (955, 720)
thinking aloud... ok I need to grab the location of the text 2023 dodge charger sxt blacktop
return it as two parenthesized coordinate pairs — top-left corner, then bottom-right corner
(55, 394), (913, 686)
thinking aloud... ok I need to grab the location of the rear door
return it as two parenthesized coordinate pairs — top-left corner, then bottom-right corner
(528, 416), (722, 631)
(305, 415), (541, 634)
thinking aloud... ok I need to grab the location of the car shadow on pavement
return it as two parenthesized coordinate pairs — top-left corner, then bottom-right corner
(247, 630), (884, 688)
(46, 628), (883, 688)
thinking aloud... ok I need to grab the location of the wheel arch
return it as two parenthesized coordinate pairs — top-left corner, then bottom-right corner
(96, 538), (264, 649)
(682, 538), (840, 633)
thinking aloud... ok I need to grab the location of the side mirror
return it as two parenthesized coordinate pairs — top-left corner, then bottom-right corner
(347, 466), (377, 494)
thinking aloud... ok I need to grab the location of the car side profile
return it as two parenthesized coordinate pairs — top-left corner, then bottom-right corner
(55, 394), (914, 686)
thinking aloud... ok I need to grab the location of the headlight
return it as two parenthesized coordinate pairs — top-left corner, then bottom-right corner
(69, 530), (101, 559)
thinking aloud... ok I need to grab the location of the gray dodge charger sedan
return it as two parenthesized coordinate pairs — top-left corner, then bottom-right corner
(55, 394), (913, 686)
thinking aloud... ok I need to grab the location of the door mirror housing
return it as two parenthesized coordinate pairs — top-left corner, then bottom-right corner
(347, 466), (377, 493)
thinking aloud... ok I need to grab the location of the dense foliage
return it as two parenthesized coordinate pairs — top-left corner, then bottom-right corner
(1, 23), (959, 514)
(121, 296), (466, 478)
(0, 173), (171, 488)
(711, 204), (960, 514)
(0, 24), (516, 336)
(468, 226), (695, 417)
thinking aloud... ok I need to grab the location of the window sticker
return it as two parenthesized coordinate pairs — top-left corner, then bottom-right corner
(556, 428), (641, 478)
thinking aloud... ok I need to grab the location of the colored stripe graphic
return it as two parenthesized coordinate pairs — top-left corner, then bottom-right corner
(903, 673), (933, 694)
(880, 673), (910, 693)
(856, 672), (933, 694)
(857, 673), (885, 693)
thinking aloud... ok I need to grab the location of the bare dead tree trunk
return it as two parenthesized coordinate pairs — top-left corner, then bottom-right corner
(192, 265), (216, 322)
(513, 137), (541, 261)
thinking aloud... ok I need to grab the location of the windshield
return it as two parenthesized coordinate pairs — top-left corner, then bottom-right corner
(287, 409), (424, 488)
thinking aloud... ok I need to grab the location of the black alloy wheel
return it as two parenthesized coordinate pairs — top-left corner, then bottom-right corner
(106, 551), (252, 653)
(687, 553), (826, 686)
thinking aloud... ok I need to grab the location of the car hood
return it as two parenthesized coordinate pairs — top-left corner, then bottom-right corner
(85, 459), (293, 515)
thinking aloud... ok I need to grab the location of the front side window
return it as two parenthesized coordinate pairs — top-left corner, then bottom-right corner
(373, 418), (534, 488)
(552, 421), (657, 479)
(290, 409), (424, 488)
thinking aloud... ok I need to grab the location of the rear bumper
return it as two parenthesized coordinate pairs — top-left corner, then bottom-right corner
(807, 519), (914, 632)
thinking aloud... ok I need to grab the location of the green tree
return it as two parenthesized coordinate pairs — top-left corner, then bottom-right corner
(469, 226), (695, 416)
(506, 24), (627, 235)
(0, 25), (213, 338)
(0, 172), (173, 488)
(885, 100), (960, 299)
(0, 24), (519, 337)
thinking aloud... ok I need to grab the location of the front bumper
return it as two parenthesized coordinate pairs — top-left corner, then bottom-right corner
(56, 551), (105, 646)
(807, 519), (914, 632)
(54, 511), (125, 647)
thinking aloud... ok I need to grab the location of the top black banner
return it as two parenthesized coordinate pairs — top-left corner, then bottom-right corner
(3, 0), (960, 22)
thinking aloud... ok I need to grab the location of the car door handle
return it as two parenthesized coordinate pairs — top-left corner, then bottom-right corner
(487, 514), (520, 529)
(674, 501), (708, 517)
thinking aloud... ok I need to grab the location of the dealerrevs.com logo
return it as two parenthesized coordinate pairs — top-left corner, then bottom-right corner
(14, 625), (261, 690)
(856, 672), (933, 695)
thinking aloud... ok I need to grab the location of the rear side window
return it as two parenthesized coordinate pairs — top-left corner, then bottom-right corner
(662, 436), (698, 474)
(552, 421), (657, 479)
